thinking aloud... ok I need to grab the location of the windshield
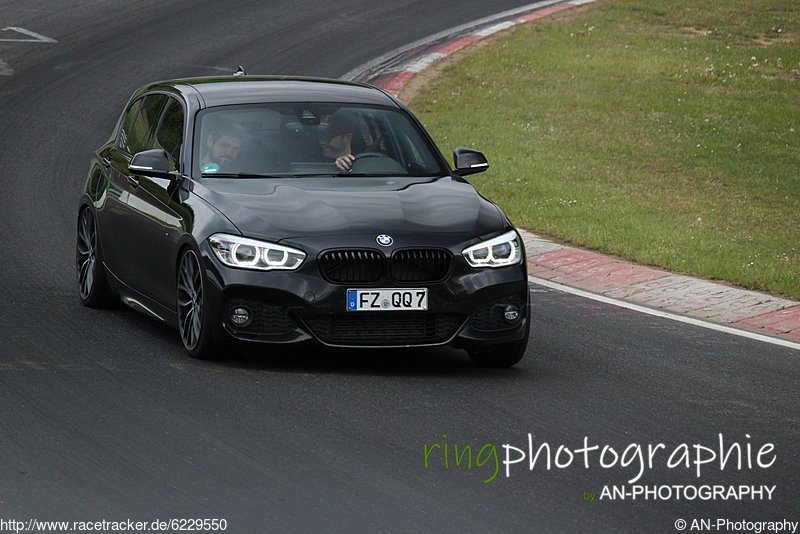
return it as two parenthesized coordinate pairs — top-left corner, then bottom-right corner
(193, 103), (448, 178)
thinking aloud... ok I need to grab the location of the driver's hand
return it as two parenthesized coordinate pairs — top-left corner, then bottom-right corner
(334, 154), (356, 171)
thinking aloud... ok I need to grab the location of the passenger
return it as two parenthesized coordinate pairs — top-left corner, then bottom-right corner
(319, 111), (357, 171)
(200, 120), (244, 173)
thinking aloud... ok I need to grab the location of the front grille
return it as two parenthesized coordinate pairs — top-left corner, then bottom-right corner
(303, 313), (464, 346)
(391, 249), (452, 283)
(226, 298), (297, 335)
(318, 248), (452, 285)
(469, 295), (524, 332)
(318, 249), (384, 283)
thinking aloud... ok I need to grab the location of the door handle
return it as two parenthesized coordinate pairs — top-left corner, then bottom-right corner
(101, 157), (111, 169)
(127, 175), (140, 188)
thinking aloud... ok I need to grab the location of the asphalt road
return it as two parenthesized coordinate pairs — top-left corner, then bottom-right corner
(0, 1), (798, 532)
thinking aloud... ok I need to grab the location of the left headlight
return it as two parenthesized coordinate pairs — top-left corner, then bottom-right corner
(462, 230), (521, 268)
(208, 234), (306, 271)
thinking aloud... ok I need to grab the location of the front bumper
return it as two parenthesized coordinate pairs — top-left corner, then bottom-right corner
(200, 238), (529, 350)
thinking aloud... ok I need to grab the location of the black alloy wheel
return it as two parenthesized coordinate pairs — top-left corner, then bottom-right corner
(77, 208), (110, 307)
(177, 248), (218, 358)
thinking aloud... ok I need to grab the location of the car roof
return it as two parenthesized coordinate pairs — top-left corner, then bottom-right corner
(144, 76), (399, 108)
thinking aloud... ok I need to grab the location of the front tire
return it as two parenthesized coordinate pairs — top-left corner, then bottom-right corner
(176, 248), (219, 359)
(76, 208), (111, 307)
(467, 338), (528, 368)
(467, 319), (530, 368)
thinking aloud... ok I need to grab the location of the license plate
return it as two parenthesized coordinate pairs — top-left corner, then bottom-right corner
(347, 288), (428, 312)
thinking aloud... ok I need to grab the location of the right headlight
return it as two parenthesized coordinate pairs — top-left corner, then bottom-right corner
(208, 234), (306, 271)
(462, 230), (521, 268)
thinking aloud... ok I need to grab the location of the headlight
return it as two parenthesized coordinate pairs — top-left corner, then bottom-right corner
(208, 234), (305, 271)
(462, 230), (521, 268)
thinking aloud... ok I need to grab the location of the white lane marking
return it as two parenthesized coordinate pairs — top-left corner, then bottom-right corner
(0, 27), (57, 43)
(405, 52), (446, 73)
(530, 276), (800, 351)
(475, 21), (518, 37)
(0, 58), (12, 76)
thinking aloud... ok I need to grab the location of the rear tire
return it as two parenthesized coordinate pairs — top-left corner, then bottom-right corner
(176, 248), (220, 359)
(76, 208), (111, 308)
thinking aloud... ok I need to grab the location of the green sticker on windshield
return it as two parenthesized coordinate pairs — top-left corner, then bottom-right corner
(201, 162), (221, 173)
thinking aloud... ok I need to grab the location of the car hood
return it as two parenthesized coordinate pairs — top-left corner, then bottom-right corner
(193, 176), (504, 242)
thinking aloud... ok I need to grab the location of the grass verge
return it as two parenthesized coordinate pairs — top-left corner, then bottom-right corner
(408, 0), (800, 299)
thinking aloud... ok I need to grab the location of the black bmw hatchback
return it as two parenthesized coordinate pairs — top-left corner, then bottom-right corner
(77, 75), (529, 366)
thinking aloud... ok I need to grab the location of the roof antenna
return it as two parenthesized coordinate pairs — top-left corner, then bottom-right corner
(233, 65), (247, 76)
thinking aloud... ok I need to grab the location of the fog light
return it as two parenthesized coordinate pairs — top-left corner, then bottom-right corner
(504, 304), (520, 323)
(230, 307), (252, 328)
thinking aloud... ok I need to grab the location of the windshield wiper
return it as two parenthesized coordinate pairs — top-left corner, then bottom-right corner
(201, 172), (418, 178)
(203, 172), (349, 178)
(269, 173), (381, 178)
(201, 172), (287, 178)
(250, 173), (348, 178)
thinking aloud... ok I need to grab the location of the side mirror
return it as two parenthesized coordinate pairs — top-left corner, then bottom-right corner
(129, 149), (177, 180)
(453, 147), (490, 176)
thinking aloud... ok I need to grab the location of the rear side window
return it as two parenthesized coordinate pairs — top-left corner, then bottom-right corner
(117, 94), (167, 155)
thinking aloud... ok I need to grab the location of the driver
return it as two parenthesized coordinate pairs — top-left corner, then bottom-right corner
(319, 111), (357, 171)
(200, 119), (244, 173)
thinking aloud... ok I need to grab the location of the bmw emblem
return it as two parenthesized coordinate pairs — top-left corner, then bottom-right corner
(376, 234), (393, 247)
